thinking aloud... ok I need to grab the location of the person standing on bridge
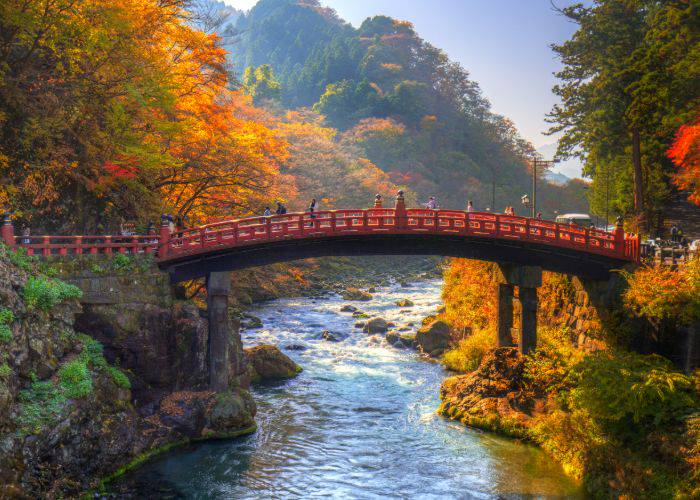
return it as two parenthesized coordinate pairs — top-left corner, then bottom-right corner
(308, 198), (317, 219)
(275, 201), (287, 215)
(425, 197), (437, 210)
(467, 201), (474, 212)
(264, 207), (271, 217)
(536, 212), (542, 220)
(671, 224), (679, 243)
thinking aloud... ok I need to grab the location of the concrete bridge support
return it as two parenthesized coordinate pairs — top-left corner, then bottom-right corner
(207, 271), (231, 391)
(495, 264), (542, 355)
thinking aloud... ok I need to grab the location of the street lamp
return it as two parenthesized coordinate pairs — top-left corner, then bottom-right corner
(529, 157), (555, 218)
(521, 194), (531, 211)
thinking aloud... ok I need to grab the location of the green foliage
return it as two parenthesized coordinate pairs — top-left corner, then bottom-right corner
(77, 333), (108, 368)
(108, 366), (131, 389)
(17, 380), (66, 435)
(7, 247), (37, 271)
(243, 64), (282, 103)
(110, 253), (133, 274)
(0, 308), (14, 343)
(58, 359), (93, 399)
(442, 328), (495, 373)
(569, 351), (697, 436)
(0, 362), (11, 379)
(22, 276), (83, 311)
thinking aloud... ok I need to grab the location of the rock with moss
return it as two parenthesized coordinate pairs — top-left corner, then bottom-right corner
(416, 319), (452, 356)
(341, 287), (372, 301)
(363, 317), (389, 334)
(386, 331), (417, 349)
(396, 298), (414, 307)
(244, 345), (302, 383)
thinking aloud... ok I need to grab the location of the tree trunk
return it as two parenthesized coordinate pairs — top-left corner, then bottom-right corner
(631, 127), (644, 215)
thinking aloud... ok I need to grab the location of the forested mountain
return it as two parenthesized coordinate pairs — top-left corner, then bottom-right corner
(230, 0), (589, 215)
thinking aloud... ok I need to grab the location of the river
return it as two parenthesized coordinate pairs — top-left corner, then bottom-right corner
(110, 279), (581, 498)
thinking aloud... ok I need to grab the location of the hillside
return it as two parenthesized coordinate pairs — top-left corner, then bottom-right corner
(229, 0), (589, 216)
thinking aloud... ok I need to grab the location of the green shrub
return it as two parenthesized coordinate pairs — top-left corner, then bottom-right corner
(568, 351), (697, 437)
(17, 380), (66, 434)
(58, 359), (93, 398)
(23, 276), (82, 311)
(108, 366), (131, 389)
(77, 333), (107, 368)
(0, 308), (14, 324)
(8, 246), (37, 271)
(0, 362), (11, 379)
(442, 327), (496, 373)
(0, 308), (14, 343)
(111, 253), (132, 274)
(0, 325), (10, 343)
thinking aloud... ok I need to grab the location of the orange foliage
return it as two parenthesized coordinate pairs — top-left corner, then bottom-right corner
(669, 118), (700, 205)
(441, 259), (498, 332)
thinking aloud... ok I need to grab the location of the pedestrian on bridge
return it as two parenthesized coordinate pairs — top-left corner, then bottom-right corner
(264, 207), (271, 217)
(275, 201), (287, 215)
(536, 212), (542, 220)
(467, 201), (474, 212)
(425, 197), (437, 210)
(671, 225), (679, 243)
(308, 198), (317, 219)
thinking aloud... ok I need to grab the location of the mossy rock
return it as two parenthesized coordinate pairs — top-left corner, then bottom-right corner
(244, 345), (302, 383)
(396, 299), (414, 307)
(341, 287), (372, 301)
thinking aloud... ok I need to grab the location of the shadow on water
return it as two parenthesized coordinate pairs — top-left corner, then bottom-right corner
(109, 279), (582, 499)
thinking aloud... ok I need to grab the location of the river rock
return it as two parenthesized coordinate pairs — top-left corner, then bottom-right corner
(244, 345), (302, 383)
(354, 321), (365, 329)
(321, 330), (345, 342)
(416, 319), (452, 356)
(438, 347), (535, 431)
(342, 287), (372, 301)
(386, 331), (417, 349)
(363, 317), (389, 334)
(396, 299), (414, 307)
(283, 343), (308, 351)
(340, 305), (358, 312)
(352, 311), (368, 318)
(241, 314), (263, 329)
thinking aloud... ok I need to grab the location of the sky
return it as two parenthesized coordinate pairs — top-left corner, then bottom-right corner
(223, 0), (584, 178)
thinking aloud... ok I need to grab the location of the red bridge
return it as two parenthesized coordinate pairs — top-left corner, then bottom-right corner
(3, 192), (639, 281)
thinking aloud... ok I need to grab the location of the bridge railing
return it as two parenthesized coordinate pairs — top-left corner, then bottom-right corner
(9, 234), (159, 256)
(163, 209), (638, 262)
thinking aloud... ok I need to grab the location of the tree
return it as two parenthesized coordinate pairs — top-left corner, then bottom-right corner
(243, 64), (283, 104)
(669, 119), (700, 205)
(548, 0), (699, 231)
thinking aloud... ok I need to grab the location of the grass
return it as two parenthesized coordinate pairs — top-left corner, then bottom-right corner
(442, 327), (496, 373)
(17, 380), (67, 435)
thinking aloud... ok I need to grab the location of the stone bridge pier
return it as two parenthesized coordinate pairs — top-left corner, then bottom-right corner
(495, 264), (542, 355)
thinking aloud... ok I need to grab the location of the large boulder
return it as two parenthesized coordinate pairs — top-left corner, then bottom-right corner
(416, 319), (452, 356)
(244, 345), (302, 383)
(396, 298), (414, 307)
(342, 287), (372, 301)
(363, 317), (389, 334)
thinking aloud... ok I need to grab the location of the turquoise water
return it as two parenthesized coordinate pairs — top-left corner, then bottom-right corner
(110, 279), (581, 499)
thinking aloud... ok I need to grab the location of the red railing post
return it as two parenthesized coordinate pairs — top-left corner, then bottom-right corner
(75, 236), (83, 255)
(159, 214), (170, 259)
(614, 216), (625, 259)
(42, 236), (50, 257)
(395, 190), (407, 229)
(1, 213), (15, 248)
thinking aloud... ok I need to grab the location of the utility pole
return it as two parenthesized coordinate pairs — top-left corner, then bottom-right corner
(530, 157), (555, 218)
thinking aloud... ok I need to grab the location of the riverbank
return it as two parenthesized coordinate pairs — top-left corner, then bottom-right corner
(435, 258), (700, 498)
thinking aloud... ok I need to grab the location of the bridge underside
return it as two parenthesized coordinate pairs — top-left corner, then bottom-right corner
(160, 233), (627, 282)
